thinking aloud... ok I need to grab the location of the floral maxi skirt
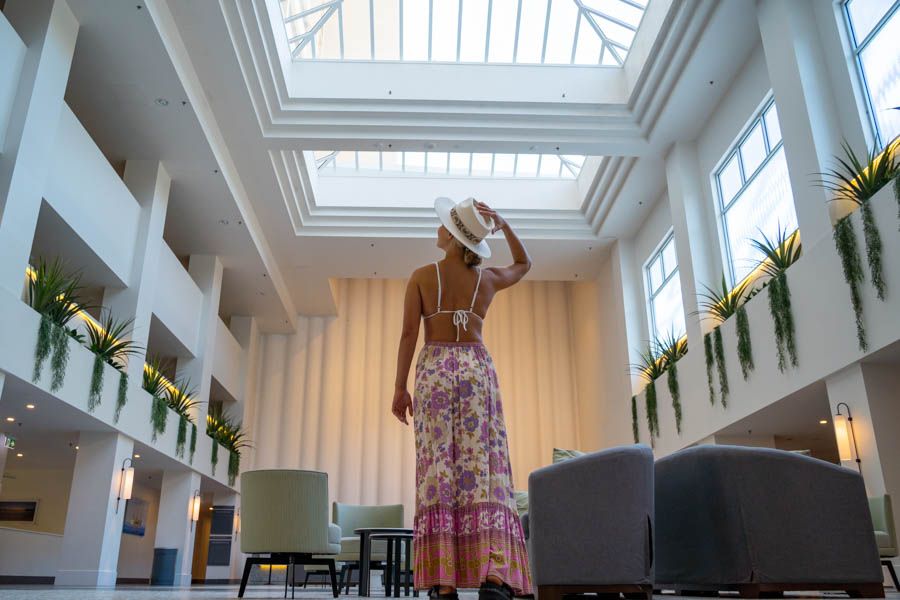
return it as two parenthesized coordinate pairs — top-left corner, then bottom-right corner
(412, 342), (532, 595)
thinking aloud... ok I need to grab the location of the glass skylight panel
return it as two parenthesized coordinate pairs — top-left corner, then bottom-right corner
(278, 0), (647, 66)
(316, 151), (587, 179)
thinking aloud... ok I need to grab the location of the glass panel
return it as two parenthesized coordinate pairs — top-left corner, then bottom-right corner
(847, 0), (895, 43)
(573, 14), (602, 64)
(448, 152), (471, 174)
(487, 0), (518, 63)
(357, 151), (379, 170)
(515, 154), (540, 176)
(431, 0), (460, 61)
(404, 151), (425, 172)
(381, 152), (403, 171)
(341, 0), (372, 59)
(334, 151), (356, 169)
(459, 0), (490, 62)
(402, 0), (429, 60)
(718, 154), (742, 206)
(515, 0), (548, 64)
(471, 153), (494, 175)
(582, 0), (644, 29)
(723, 147), (797, 283)
(647, 255), (662, 293)
(314, 5), (343, 59)
(764, 105), (782, 148)
(426, 152), (449, 173)
(538, 154), (562, 177)
(493, 153), (516, 176)
(544, 0), (579, 64)
(652, 272), (686, 340)
(592, 17), (634, 51)
(858, 7), (900, 143)
(740, 122), (767, 178)
(661, 238), (677, 278)
(373, 0), (400, 60)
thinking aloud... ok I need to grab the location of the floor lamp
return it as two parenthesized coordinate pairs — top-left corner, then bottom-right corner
(834, 402), (862, 477)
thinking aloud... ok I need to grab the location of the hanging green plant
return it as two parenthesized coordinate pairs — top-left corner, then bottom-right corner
(817, 138), (897, 299)
(33, 314), (52, 383)
(89, 354), (104, 412)
(631, 395), (639, 443)
(657, 331), (688, 435)
(751, 226), (801, 370)
(85, 312), (143, 411)
(151, 395), (168, 442)
(115, 372), (128, 423)
(645, 381), (658, 439)
(207, 404), (252, 484)
(176, 415), (188, 458)
(703, 332), (716, 405)
(713, 327), (728, 407)
(629, 344), (666, 438)
(211, 440), (218, 475)
(833, 216), (867, 350)
(735, 305), (753, 380)
(50, 324), (72, 392)
(228, 451), (240, 487)
(189, 423), (198, 464)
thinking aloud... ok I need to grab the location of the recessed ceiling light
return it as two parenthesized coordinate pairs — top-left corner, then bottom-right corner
(16, 453), (23, 458)
(25, 404), (35, 410)
(75, 446), (79, 450)
(5, 417), (14, 422)
(134, 453), (141, 459)
(819, 420), (828, 425)
(155, 98), (169, 106)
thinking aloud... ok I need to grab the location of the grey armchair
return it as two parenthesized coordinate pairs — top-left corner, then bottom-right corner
(239, 469), (342, 598)
(332, 502), (404, 592)
(870, 495), (899, 590)
(527, 445), (655, 600)
(655, 446), (884, 598)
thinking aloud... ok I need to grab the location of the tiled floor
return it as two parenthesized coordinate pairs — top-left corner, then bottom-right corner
(0, 587), (896, 600)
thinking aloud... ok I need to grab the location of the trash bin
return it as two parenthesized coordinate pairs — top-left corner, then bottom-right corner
(150, 548), (178, 586)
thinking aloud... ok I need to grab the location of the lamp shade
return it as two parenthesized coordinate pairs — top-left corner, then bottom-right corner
(121, 467), (135, 501)
(833, 413), (853, 462)
(191, 494), (201, 522)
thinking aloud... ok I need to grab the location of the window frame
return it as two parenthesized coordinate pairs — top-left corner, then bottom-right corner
(842, 0), (900, 149)
(713, 94), (788, 286)
(644, 229), (683, 341)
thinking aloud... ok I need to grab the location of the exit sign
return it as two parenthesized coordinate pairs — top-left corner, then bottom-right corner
(1, 434), (14, 449)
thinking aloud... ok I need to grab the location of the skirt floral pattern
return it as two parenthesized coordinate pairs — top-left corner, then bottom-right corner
(413, 342), (532, 594)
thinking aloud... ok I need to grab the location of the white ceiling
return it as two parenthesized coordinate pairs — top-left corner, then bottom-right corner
(55, 0), (760, 330)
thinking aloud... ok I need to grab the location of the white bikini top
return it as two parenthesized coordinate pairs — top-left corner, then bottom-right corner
(423, 262), (483, 341)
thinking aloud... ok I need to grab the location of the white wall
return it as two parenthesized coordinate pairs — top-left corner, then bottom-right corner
(631, 193), (674, 341)
(0, 467), (73, 534)
(116, 480), (161, 581)
(43, 104), (141, 285)
(0, 526), (61, 578)
(0, 10), (26, 153)
(212, 317), (244, 402)
(153, 241), (203, 355)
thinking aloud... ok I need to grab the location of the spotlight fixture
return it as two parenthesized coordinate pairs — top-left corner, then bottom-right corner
(154, 98), (169, 106)
(5, 417), (14, 422)
(116, 458), (135, 513)
(25, 404), (35, 410)
(16, 453), (23, 457)
(133, 454), (141, 459)
(819, 420), (828, 425)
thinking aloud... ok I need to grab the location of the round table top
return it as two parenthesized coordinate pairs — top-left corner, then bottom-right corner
(354, 527), (414, 535)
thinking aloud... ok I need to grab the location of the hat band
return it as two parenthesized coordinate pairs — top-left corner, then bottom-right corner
(450, 207), (484, 245)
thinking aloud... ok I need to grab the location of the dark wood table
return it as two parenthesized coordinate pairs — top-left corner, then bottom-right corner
(355, 527), (414, 596)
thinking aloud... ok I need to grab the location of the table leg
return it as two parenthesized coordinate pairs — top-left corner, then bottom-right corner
(393, 540), (402, 598)
(404, 538), (412, 596)
(359, 532), (371, 596)
(386, 537), (394, 596)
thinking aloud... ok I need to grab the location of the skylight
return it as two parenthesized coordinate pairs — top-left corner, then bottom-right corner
(314, 151), (587, 179)
(279, 0), (646, 66)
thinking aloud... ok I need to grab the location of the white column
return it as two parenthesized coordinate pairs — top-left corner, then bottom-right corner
(177, 256), (223, 423)
(154, 469), (201, 587)
(0, 372), (8, 495)
(102, 161), (171, 385)
(230, 316), (260, 468)
(0, 0), (77, 296)
(612, 238), (645, 394)
(665, 141), (722, 350)
(56, 431), (134, 586)
(756, 0), (849, 245)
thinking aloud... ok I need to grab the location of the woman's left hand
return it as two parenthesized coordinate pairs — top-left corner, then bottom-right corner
(474, 200), (506, 234)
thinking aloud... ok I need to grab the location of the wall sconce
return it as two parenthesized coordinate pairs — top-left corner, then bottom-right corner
(191, 490), (201, 530)
(834, 402), (862, 476)
(234, 508), (240, 540)
(116, 458), (135, 513)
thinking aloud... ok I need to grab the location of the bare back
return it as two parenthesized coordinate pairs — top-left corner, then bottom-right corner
(415, 259), (502, 344)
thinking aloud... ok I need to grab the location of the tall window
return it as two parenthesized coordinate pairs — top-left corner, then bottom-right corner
(844, 0), (900, 147)
(645, 231), (685, 341)
(714, 96), (798, 285)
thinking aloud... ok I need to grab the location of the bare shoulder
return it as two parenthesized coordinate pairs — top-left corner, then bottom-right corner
(408, 264), (436, 288)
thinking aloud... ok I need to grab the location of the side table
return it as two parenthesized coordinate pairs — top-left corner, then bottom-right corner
(355, 527), (415, 597)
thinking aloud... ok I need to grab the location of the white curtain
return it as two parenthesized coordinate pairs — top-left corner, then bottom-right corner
(248, 278), (584, 525)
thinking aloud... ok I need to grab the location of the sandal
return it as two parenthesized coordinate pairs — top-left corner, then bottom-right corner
(429, 586), (460, 600)
(479, 580), (515, 600)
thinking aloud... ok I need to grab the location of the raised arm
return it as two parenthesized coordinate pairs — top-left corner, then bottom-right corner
(475, 201), (532, 290)
(392, 273), (421, 424)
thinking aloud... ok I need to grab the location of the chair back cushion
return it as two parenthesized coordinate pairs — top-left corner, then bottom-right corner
(333, 502), (403, 535)
(241, 469), (333, 555)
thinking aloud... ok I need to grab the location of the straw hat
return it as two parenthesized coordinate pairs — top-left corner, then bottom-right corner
(434, 196), (493, 258)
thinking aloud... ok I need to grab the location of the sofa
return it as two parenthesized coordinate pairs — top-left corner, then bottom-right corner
(655, 445), (884, 598)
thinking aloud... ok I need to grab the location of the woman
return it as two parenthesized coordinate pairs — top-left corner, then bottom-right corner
(392, 197), (533, 600)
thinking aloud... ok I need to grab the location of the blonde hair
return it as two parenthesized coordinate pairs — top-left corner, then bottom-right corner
(455, 239), (483, 267)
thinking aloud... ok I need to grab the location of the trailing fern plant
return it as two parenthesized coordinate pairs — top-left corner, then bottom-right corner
(703, 332), (716, 405)
(631, 395), (639, 443)
(151, 395), (168, 442)
(176, 415), (188, 459)
(207, 404), (252, 486)
(750, 226), (802, 371)
(629, 345), (666, 439)
(697, 274), (755, 381)
(85, 312), (143, 412)
(713, 327), (728, 407)
(189, 423), (197, 464)
(211, 440), (218, 475)
(818, 138), (898, 301)
(658, 331), (688, 435)
(115, 372), (129, 423)
(834, 216), (867, 350)
(143, 357), (171, 441)
(735, 306), (753, 380)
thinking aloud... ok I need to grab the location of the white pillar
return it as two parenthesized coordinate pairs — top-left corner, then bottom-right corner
(0, 0), (77, 296)
(757, 0), (850, 245)
(102, 161), (171, 385)
(154, 469), (201, 587)
(56, 431), (134, 586)
(230, 316), (260, 468)
(177, 256), (223, 423)
(665, 141), (722, 349)
(0, 372), (8, 495)
(612, 238), (646, 394)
